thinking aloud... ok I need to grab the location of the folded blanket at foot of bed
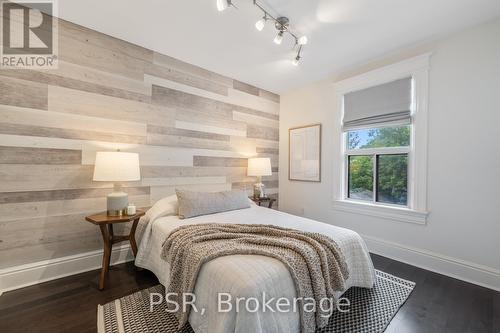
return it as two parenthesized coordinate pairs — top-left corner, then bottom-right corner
(161, 223), (350, 333)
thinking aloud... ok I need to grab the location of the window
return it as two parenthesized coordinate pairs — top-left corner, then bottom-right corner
(346, 126), (410, 207)
(333, 54), (430, 224)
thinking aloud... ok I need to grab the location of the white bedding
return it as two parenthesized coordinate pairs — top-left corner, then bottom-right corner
(135, 204), (375, 333)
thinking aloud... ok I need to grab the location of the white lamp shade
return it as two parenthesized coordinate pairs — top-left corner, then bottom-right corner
(93, 152), (141, 182)
(247, 158), (272, 177)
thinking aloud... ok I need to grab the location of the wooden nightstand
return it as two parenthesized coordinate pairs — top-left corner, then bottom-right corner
(85, 210), (145, 290)
(250, 197), (276, 209)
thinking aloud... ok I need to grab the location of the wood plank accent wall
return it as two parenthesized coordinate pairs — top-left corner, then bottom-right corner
(0, 17), (279, 269)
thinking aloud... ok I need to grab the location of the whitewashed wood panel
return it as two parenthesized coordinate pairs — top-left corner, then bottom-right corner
(81, 143), (249, 166)
(150, 183), (232, 203)
(233, 111), (279, 128)
(147, 133), (232, 151)
(176, 109), (247, 131)
(142, 166), (247, 179)
(175, 120), (247, 137)
(0, 237), (103, 269)
(145, 62), (228, 96)
(0, 123), (146, 145)
(0, 213), (97, 251)
(0, 75), (47, 110)
(48, 86), (176, 127)
(0, 187), (150, 204)
(58, 20), (153, 63)
(152, 52), (233, 87)
(36, 61), (152, 96)
(257, 147), (279, 155)
(148, 125), (229, 141)
(0, 195), (150, 222)
(259, 89), (280, 103)
(0, 135), (245, 166)
(141, 176), (227, 187)
(59, 34), (146, 81)
(233, 80), (259, 96)
(145, 74), (279, 115)
(229, 136), (258, 156)
(227, 172), (279, 184)
(247, 124), (280, 141)
(0, 105), (147, 136)
(0, 165), (141, 191)
(0, 134), (147, 157)
(227, 88), (279, 115)
(0, 146), (81, 165)
(254, 138), (280, 149)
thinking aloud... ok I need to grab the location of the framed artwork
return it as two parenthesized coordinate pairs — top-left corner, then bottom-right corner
(289, 124), (321, 182)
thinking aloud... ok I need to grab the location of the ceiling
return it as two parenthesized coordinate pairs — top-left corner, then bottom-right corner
(57, 0), (500, 93)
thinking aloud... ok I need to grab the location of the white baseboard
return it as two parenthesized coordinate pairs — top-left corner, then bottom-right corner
(363, 234), (500, 292)
(0, 245), (134, 295)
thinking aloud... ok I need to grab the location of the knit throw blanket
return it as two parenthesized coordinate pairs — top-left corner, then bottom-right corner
(161, 223), (349, 333)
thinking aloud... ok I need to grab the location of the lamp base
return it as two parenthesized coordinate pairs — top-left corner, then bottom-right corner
(253, 182), (266, 199)
(107, 184), (128, 216)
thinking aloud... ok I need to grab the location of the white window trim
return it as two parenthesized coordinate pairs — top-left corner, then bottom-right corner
(333, 53), (430, 224)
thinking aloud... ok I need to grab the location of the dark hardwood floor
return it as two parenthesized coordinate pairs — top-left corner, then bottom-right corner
(0, 254), (498, 333)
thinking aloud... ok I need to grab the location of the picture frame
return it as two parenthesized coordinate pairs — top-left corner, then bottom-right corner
(288, 124), (322, 182)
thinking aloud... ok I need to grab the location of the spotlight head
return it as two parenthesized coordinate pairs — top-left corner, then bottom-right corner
(255, 18), (266, 31)
(274, 31), (284, 45)
(298, 36), (308, 45)
(292, 55), (301, 66)
(217, 0), (230, 11)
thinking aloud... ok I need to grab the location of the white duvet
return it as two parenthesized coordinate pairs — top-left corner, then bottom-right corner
(135, 203), (375, 333)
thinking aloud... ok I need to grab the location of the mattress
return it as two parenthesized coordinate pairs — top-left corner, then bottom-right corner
(135, 204), (375, 333)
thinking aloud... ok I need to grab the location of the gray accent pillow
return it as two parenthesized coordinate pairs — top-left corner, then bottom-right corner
(176, 190), (251, 219)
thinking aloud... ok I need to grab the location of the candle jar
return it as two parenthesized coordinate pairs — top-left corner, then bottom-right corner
(127, 204), (137, 216)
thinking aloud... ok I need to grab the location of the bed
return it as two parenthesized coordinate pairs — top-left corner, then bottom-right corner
(135, 199), (375, 333)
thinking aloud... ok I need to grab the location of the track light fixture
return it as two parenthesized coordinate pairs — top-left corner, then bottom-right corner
(255, 14), (267, 31)
(274, 31), (284, 45)
(298, 36), (308, 45)
(292, 44), (303, 66)
(217, 0), (307, 65)
(292, 44), (302, 66)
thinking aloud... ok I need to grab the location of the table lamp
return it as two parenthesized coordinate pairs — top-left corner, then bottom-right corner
(93, 151), (141, 216)
(247, 157), (272, 198)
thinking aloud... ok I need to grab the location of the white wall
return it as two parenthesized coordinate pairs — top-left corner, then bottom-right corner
(279, 18), (500, 291)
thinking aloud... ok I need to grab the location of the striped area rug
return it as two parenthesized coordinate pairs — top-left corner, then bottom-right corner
(98, 270), (415, 333)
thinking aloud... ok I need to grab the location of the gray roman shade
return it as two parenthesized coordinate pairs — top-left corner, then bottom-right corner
(343, 77), (412, 130)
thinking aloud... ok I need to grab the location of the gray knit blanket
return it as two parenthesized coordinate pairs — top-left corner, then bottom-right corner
(161, 223), (349, 333)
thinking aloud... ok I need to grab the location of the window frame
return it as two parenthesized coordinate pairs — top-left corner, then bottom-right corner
(333, 54), (430, 224)
(345, 146), (410, 208)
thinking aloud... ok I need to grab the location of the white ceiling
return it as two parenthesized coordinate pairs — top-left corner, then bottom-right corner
(57, 0), (500, 93)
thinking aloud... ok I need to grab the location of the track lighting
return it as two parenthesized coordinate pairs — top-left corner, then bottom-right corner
(217, 0), (230, 11)
(255, 15), (267, 31)
(217, 0), (308, 65)
(274, 31), (283, 45)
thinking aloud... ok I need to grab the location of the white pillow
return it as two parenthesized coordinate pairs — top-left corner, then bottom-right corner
(144, 195), (178, 224)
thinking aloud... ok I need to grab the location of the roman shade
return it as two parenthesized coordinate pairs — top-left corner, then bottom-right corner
(343, 77), (412, 130)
